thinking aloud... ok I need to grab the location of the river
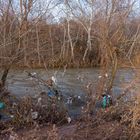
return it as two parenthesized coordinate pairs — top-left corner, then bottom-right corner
(6, 68), (135, 118)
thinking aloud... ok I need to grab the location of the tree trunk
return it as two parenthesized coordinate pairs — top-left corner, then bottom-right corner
(1, 67), (10, 87)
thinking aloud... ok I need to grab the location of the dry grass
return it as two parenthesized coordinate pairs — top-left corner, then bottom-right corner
(0, 91), (68, 130)
(0, 92), (140, 140)
(1, 72), (140, 139)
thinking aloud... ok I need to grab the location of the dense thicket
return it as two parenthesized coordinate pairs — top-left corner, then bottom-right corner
(0, 0), (139, 68)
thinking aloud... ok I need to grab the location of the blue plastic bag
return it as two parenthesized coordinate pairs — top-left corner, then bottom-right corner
(48, 91), (55, 98)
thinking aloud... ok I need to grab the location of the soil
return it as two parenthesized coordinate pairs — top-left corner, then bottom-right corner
(0, 120), (130, 140)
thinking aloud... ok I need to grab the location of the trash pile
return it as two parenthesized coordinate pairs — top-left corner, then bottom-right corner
(0, 92), (68, 130)
(0, 72), (69, 131)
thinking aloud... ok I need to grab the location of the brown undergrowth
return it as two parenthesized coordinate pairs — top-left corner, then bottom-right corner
(1, 80), (140, 139)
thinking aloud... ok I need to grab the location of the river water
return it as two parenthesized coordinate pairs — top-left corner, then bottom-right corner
(5, 68), (135, 118)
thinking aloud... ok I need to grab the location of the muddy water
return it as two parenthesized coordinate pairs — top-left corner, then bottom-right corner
(6, 68), (135, 117)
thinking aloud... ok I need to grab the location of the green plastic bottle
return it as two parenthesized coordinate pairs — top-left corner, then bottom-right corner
(102, 96), (107, 109)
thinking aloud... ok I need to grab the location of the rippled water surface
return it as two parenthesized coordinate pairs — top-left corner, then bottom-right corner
(5, 68), (135, 117)
(7, 68), (134, 95)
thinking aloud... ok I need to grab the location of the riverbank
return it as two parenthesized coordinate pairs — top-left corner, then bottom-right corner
(9, 57), (139, 70)
(0, 87), (139, 139)
(0, 98), (139, 140)
(0, 76), (140, 140)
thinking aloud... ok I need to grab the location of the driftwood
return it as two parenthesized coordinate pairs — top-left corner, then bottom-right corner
(0, 67), (10, 93)
(1, 67), (10, 86)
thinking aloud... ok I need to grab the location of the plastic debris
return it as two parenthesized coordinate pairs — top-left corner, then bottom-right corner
(31, 111), (38, 120)
(48, 91), (55, 97)
(98, 75), (102, 78)
(86, 83), (92, 89)
(102, 94), (112, 108)
(51, 76), (57, 85)
(37, 97), (42, 104)
(31, 72), (37, 76)
(67, 97), (73, 104)
(67, 117), (71, 123)
(10, 115), (14, 118)
(0, 102), (5, 110)
(77, 96), (81, 99)
(105, 73), (108, 77)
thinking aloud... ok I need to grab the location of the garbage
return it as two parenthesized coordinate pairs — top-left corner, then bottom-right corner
(31, 112), (38, 120)
(48, 91), (55, 98)
(10, 115), (14, 118)
(105, 73), (108, 77)
(86, 82), (92, 89)
(67, 97), (73, 104)
(77, 75), (84, 82)
(67, 117), (71, 123)
(98, 75), (102, 79)
(51, 76), (57, 85)
(102, 94), (112, 109)
(77, 96), (81, 99)
(0, 73), (67, 127)
(28, 72), (37, 77)
(37, 97), (42, 105)
(0, 102), (5, 110)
